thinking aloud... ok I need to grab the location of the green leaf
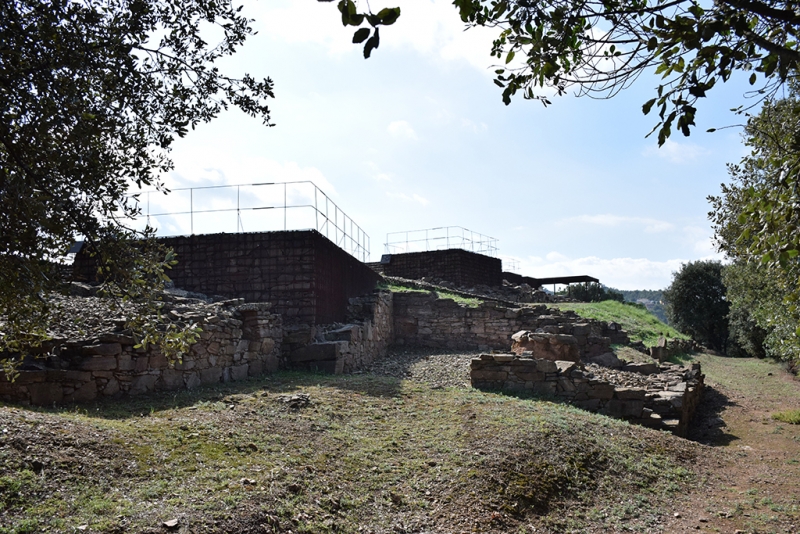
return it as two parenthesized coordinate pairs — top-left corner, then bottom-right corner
(353, 28), (370, 43)
(642, 98), (656, 115)
(363, 29), (380, 58)
(749, 73), (757, 85)
(376, 7), (401, 26)
(506, 50), (515, 64)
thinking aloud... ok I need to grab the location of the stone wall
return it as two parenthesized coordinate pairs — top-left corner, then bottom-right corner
(286, 291), (393, 374)
(650, 337), (697, 362)
(471, 354), (704, 437)
(370, 249), (502, 288)
(72, 230), (382, 326)
(0, 303), (282, 406)
(392, 292), (628, 353)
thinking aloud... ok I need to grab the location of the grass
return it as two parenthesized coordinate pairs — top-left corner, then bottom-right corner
(0, 373), (699, 533)
(773, 410), (800, 424)
(384, 282), (483, 307)
(550, 300), (687, 347)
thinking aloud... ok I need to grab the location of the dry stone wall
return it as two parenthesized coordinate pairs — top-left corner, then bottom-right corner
(287, 291), (393, 374)
(471, 354), (704, 437)
(0, 303), (282, 406)
(392, 292), (628, 354)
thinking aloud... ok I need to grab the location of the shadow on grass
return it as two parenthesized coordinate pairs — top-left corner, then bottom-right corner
(20, 370), (405, 421)
(686, 384), (739, 446)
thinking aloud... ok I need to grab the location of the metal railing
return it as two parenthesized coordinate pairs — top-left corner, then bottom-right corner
(502, 258), (520, 273)
(384, 226), (498, 257)
(126, 181), (370, 262)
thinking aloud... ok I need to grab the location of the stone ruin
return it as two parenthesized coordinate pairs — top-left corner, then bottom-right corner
(471, 330), (704, 437)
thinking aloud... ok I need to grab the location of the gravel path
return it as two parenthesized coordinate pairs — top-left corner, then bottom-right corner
(363, 348), (478, 389)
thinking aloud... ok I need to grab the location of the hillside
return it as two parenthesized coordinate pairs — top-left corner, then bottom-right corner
(617, 289), (669, 324)
(550, 300), (686, 347)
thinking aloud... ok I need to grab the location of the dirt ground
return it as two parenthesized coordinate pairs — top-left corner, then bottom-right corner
(662, 353), (800, 534)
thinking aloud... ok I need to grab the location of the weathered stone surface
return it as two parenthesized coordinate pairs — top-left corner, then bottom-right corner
(28, 383), (63, 405)
(585, 352), (622, 368)
(81, 343), (122, 356)
(80, 356), (117, 371)
(510, 331), (581, 362)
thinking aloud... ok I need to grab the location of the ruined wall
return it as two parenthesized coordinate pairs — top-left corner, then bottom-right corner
(287, 291), (393, 374)
(371, 249), (502, 288)
(471, 354), (704, 437)
(392, 292), (628, 354)
(0, 304), (282, 406)
(72, 230), (382, 326)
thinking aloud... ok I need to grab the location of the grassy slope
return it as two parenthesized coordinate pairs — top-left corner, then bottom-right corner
(551, 300), (687, 347)
(0, 374), (700, 534)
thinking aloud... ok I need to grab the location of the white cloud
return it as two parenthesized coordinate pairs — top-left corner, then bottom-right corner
(560, 214), (674, 233)
(387, 120), (418, 140)
(461, 118), (488, 133)
(387, 192), (430, 206)
(252, 0), (498, 74)
(642, 138), (710, 164)
(374, 173), (392, 182)
(519, 254), (689, 290)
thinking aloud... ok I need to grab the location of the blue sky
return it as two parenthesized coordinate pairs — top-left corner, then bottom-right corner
(145, 0), (759, 290)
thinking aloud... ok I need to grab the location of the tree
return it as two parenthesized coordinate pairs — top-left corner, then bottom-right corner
(449, 0), (800, 145)
(709, 86), (800, 364)
(663, 261), (730, 352)
(0, 0), (273, 370)
(560, 282), (624, 303)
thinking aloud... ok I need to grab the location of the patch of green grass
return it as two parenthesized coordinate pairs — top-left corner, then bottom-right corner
(384, 282), (483, 307)
(772, 409), (800, 424)
(1, 373), (700, 533)
(551, 300), (687, 346)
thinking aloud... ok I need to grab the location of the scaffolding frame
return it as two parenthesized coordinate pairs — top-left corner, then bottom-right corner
(384, 226), (498, 257)
(128, 181), (370, 262)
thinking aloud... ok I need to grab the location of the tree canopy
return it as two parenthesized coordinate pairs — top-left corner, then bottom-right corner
(663, 260), (730, 352)
(447, 0), (800, 144)
(709, 84), (800, 363)
(0, 0), (277, 365)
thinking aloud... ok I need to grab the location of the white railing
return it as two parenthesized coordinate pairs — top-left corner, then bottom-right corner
(384, 226), (498, 257)
(126, 181), (370, 262)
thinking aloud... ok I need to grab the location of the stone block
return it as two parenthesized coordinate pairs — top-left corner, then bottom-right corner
(185, 372), (201, 389)
(28, 383), (63, 405)
(471, 370), (508, 381)
(263, 353), (280, 373)
(536, 359), (558, 373)
(73, 380), (98, 402)
(604, 400), (643, 418)
(614, 387), (646, 400)
(103, 378), (120, 396)
(133, 355), (149, 373)
(290, 343), (337, 363)
(80, 356), (118, 371)
(514, 371), (545, 382)
(118, 354), (134, 371)
(81, 343), (122, 356)
(587, 383), (615, 400)
(555, 360), (578, 374)
(200, 367), (222, 385)
(149, 353), (168, 369)
(130, 374), (157, 394)
(159, 369), (184, 390)
(248, 360), (263, 376)
(230, 364), (249, 381)
(532, 381), (556, 395)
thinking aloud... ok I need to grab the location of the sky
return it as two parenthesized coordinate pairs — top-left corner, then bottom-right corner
(140, 0), (760, 290)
